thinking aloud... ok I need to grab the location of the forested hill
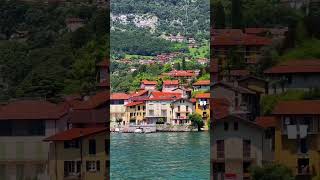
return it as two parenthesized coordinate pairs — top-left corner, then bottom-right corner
(111, 0), (210, 37)
(0, 1), (109, 101)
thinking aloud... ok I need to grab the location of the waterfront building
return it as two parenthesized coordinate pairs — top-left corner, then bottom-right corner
(145, 92), (181, 124)
(110, 93), (129, 127)
(192, 80), (210, 92)
(264, 60), (320, 94)
(140, 80), (157, 91)
(162, 80), (179, 92)
(272, 100), (320, 179)
(125, 101), (146, 125)
(195, 93), (210, 127)
(0, 100), (69, 179)
(171, 98), (194, 125)
(44, 128), (109, 180)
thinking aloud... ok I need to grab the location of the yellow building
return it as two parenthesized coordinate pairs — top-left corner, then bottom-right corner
(273, 100), (320, 179)
(125, 101), (146, 125)
(195, 93), (210, 127)
(44, 128), (109, 180)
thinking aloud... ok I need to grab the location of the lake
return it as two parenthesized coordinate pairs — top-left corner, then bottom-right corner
(110, 132), (210, 180)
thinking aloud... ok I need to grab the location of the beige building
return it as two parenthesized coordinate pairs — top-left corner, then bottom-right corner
(125, 101), (146, 125)
(110, 93), (129, 127)
(44, 128), (108, 180)
(171, 98), (194, 125)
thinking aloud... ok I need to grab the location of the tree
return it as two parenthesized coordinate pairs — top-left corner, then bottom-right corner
(213, 1), (226, 29)
(188, 112), (204, 131)
(250, 164), (294, 180)
(182, 57), (186, 70)
(231, 0), (242, 29)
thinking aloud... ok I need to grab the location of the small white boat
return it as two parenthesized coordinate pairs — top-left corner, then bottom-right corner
(115, 128), (120, 132)
(134, 128), (143, 133)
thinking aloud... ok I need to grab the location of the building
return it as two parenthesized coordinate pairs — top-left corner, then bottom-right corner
(162, 80), (179, 92)
(145, 92), (181, 124)
(192, 80), (210, 91)
(125, 101), (146, 125)
(238, 76), (269, 94)
(171, 87), (192, 99)
(162, 70), (197, 82)
(211, 82), (260, 120)
(0, 100), (69, 179)
(228, 69), (250, 81)
(264, 60), (320, 94)
(96, 59), (109, 91)
(171, 98), (194, 125)
(110, 93), (129, 127)
(195, 93), (210, 127)
(272, 100), (320, 179)
(44, 128), (108, 180)
(211, 114), (265, 180)
(140, 80), (157, 91)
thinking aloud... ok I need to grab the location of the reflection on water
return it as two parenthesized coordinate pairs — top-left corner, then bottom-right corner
(111, 132), (210, 180)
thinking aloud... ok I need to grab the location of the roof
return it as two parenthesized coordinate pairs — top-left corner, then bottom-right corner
(44, 128), (107, 141)
(193, 80), (210, 86)
(73, 92), (108, 110)
(212, 33), (272, 46)
(148, 92), (182, 101)
(96, 59), (109, 67)
(165, 70), (195, 77)
(195, 93), (211, 99)
(163, 80), (179, 85)
(255, 116), (276, 128)
(212, 82), (256, 94)
(0, 100), (68, 120)
(125, 101), (144, 107)
(245, 28), (269, 34)
(238, 75), (267, 83)
(264, 60), (320, 74)
(211, 98), (230, 120)
(273, 100), (320, 115)
(230, 69), (250, 77)
(110, 93), (130, 100)
(141, 80), (157, 85)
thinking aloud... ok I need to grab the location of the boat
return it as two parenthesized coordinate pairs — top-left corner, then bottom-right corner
(134, 128), (143, 133)
(115, 128), (120, 132)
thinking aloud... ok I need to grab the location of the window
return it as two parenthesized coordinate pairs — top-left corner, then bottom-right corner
(186, 106), (189, 112)
(149, 110), (154, 116)
(105, 139), (109, 155)
(64, 140), (80, 149)
(0, 120), (45, 136)
(89, 139), (96, 155)
(224, 122), (229, 131)
(243, 140), (251, 158)
(161, 110), (167, 117)
(138, 106), (140, 111)
(16, 164), (24, 180)
(234, 122), (239, 131)
(86, 161), (96, 172)
(64, 161), (81, 177)
(216, 140), (224, 158)
(178, 106), (180, 111)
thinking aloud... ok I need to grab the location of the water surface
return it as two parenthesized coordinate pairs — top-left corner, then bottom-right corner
(111, 132), (210, 180)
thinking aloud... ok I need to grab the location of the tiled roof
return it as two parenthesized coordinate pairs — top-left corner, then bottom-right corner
(96, 59), (109, 67)
(125, 101), (144, 107)
(0, 100), (68, 120)
(245, 28), (269, 34)
(110, 93), (130, 100)
(73, 92), (108, 110)
(163, 80), (179, 85)
(44, 128), (107, 141)
(148, 92), (182, 101)
(165, 70), (195, 77)
(193, 80), (210, 86)
(264, 60), (320, 74)
(273, 100), (320, 115)
(255, 116), (276, 128)
(195, 93), (211, 99)
(141, 80), (157, 85)
(212, 82), (256, 94)
(230, 69), (250, 77)
(212, 33), (272, 46)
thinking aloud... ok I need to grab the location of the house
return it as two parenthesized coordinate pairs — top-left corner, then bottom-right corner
(125, 101), (146, 125)
(211, 113), (265, 180)
(0, 100), (69, 179)
(195, 93), (210, 127)
(162, 80), (179, 92)
(196, 58), (209, 65)
(192, 80), (210, 91)
(171, 87), (192, 99)
(272, 100), (320, 179)
(145, 92), (181, 124)
(264, 60), (320, 94)
(69, 92), (109, 128)
(163, 70), (197, 82)
(110, 93), (129, 127)
(238, 76), (269, 94)
(44, 128), (108, 180)
(171, 98), (194, 125)
(96, 59), (109, 90)
(211, 81), (260, 120)
(65, 17), (85, 32)
(140, 80), (157, 91)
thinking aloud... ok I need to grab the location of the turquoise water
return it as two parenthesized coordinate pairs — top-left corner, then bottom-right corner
(110, 132), (210, 180)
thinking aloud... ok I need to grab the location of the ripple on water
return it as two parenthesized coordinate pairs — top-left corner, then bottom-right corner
(111, 132), (210, 180)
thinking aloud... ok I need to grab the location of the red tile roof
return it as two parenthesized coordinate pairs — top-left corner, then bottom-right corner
(193, 80), (210, 86)
(165, 70), (195, 77)
(230, 69), (250, 77)
(264, 60), (320, 74)
(125, 101), (144, 107)
(212, 33), (272, 46)
(255, 116), (276, 128)
(0, 100), (68, 120)
(73, 92), (108, 110)
(110, 93), (130, 100)
(141, 80), (157, 85)
(195, 93), (211, 99)
(273, 100), (320, 115)
(44, 128), (107, 141)
(96, 59), (109, 67)
(245, 28), (269, 34)
(148, 92), (182, 101)
(163, 80), (179, 85)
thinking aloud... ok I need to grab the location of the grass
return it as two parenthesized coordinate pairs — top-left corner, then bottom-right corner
(280, 38), (320, 61)
(188, 42), (209, 59)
